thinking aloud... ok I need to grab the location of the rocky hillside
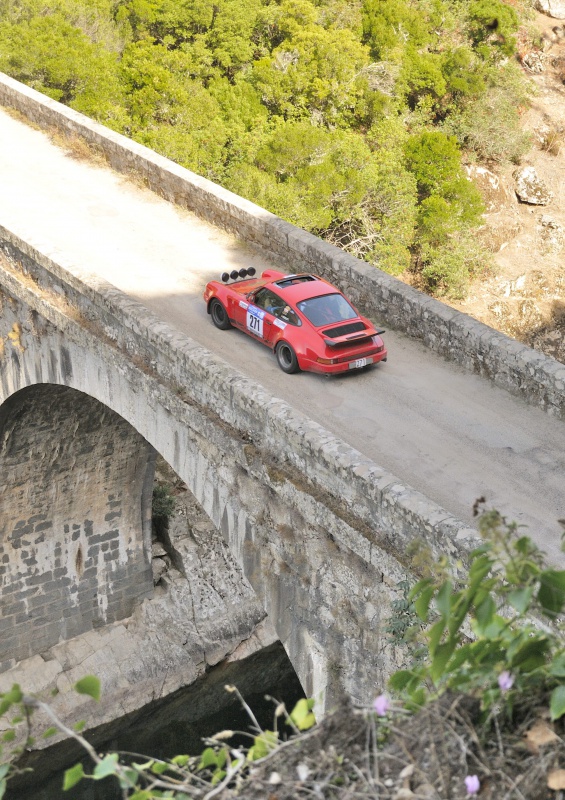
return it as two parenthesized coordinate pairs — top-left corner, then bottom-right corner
(446, 5), (565, 364)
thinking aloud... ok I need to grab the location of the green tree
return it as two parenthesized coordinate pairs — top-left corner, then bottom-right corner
(251, 14), (371, 127)
(468, 0), (520, 58)
(403, 131), (485, 295)
(361, 0), (431, 61)
(0, 13), (126, 125)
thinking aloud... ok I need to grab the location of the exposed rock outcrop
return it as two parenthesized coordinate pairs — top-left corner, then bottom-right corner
(536, 0), (565, 19)
(513, 165), (554, 205)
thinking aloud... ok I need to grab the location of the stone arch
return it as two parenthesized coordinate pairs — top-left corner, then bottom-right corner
(0, 384), (156, 667)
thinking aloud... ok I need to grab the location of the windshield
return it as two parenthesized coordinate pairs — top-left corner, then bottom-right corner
(297, 293), (357, 327)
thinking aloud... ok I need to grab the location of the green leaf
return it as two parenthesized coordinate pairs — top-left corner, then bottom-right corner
(63, 762), (85, 790)
(74, 676), (101, 702)
(0, 778), (5, 800)
(388, 669), (418, 692)
(414, 584), (435, 621)
(171, 755), (189, 766)
(474, 613), (506, 640)
(42, 727), (57, 739)
(151, 762), (169, 775)
(550, 685), (565, 720)
(121, 768), (139, 787)
(430, 639), (456, 683)
(550, 653), (565, 678)
(508, 636), (550, 672)
(1, 731), (15, 743)
(93, 754), (119, 780)
(408, 578), (433, 602)
(507, 587), (534, 615)
(248, 730), (278, 761)
(538, 571), (565, 618)
(211, 769), (227, 785)
(199, 748), (218, 770)
(435, 581), (452, 617)
(404, 687), (426, 711)
(73, 720), (86, 732)
(289, 698), (316, 731)
(474, 594), (496, 633)
(132, 760), (154, 771)
(428, 618), (445, 656)
(0, 766), (8, 781)
(468, 553), (493, 591)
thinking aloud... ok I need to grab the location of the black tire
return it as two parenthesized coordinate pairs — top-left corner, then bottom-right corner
(276, 341), (300, 374)
(210, 298), (231, 330)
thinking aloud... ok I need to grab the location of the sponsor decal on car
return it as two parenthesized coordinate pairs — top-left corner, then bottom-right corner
(274, 318), (287, 329)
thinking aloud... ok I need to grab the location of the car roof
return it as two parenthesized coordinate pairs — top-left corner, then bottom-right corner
(267, 274), (337, 304)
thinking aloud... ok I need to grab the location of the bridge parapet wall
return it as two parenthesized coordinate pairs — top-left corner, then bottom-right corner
(0, 72), (564, 419)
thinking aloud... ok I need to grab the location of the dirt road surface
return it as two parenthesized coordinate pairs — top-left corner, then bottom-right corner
(1, 108), (564, 563)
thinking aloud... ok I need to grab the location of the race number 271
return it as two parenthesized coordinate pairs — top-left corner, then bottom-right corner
(246, 309), (264, 337)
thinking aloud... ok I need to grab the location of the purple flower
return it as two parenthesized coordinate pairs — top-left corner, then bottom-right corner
(372, 694), (391, 716)
(498, 671), (514, 692)
(465, 774), (480, 795)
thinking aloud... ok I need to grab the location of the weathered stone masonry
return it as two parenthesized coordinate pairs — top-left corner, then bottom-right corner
(0, 384), (155, 666)
(0, 229), (477, 708)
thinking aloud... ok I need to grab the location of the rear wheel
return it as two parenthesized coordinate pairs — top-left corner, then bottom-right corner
(210, 298), (231, 330)
(276, 341), (299, 374)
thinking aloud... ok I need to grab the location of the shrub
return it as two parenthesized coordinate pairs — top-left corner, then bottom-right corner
(442, 78), (532, 163)
(468, 0), (520, 58)
(418, 233), (491, 299)
(390, 505), (565, 724)
(152, 483), (176, 521)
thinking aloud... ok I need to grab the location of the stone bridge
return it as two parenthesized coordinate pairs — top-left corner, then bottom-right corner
(0, 225), (474, 711)
(1, 73), (565, 717)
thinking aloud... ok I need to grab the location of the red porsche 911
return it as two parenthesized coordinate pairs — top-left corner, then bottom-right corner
(203, 268), (387, 375)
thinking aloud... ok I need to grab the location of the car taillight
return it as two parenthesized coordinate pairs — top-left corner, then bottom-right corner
(316, 357), (339, 365)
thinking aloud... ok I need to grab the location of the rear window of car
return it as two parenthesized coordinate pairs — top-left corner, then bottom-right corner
(297, 294), (357, 327)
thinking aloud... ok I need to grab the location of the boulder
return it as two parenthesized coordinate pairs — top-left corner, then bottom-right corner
(535, 0), (565, 19)
(513, 166), (554, 205)
(466, 165), (512, 212)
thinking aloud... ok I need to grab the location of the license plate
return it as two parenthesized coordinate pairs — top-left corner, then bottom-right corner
(349, 357), (372, 370)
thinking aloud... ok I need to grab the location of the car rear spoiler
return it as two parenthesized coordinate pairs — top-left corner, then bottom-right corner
(323, 328), (386, 347)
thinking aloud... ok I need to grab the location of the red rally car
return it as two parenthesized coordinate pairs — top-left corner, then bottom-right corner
(203, 268), (388, 375)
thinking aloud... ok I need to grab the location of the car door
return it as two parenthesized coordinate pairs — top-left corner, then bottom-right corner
(235, 287), (279, 345)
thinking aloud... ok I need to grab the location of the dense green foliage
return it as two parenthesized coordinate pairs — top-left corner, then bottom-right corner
(391, 506), (565, 725)
(0, 0), (534, 296)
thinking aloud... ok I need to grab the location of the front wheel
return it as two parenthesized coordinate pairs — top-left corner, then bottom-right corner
(276, 341), (300, 374)
(210, 298), (231, 330)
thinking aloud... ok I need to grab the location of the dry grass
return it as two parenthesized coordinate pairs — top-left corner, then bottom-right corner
(210, 693), (565, 800)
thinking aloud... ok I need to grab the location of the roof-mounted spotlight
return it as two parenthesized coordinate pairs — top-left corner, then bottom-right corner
(221, 272), (230, 283)
(247, 267), (256, 277)
(238, 268), (248, 278)
(230, 270), (239, 280)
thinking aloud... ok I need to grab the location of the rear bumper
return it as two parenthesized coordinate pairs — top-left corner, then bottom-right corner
(303, 349), (388, 375)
